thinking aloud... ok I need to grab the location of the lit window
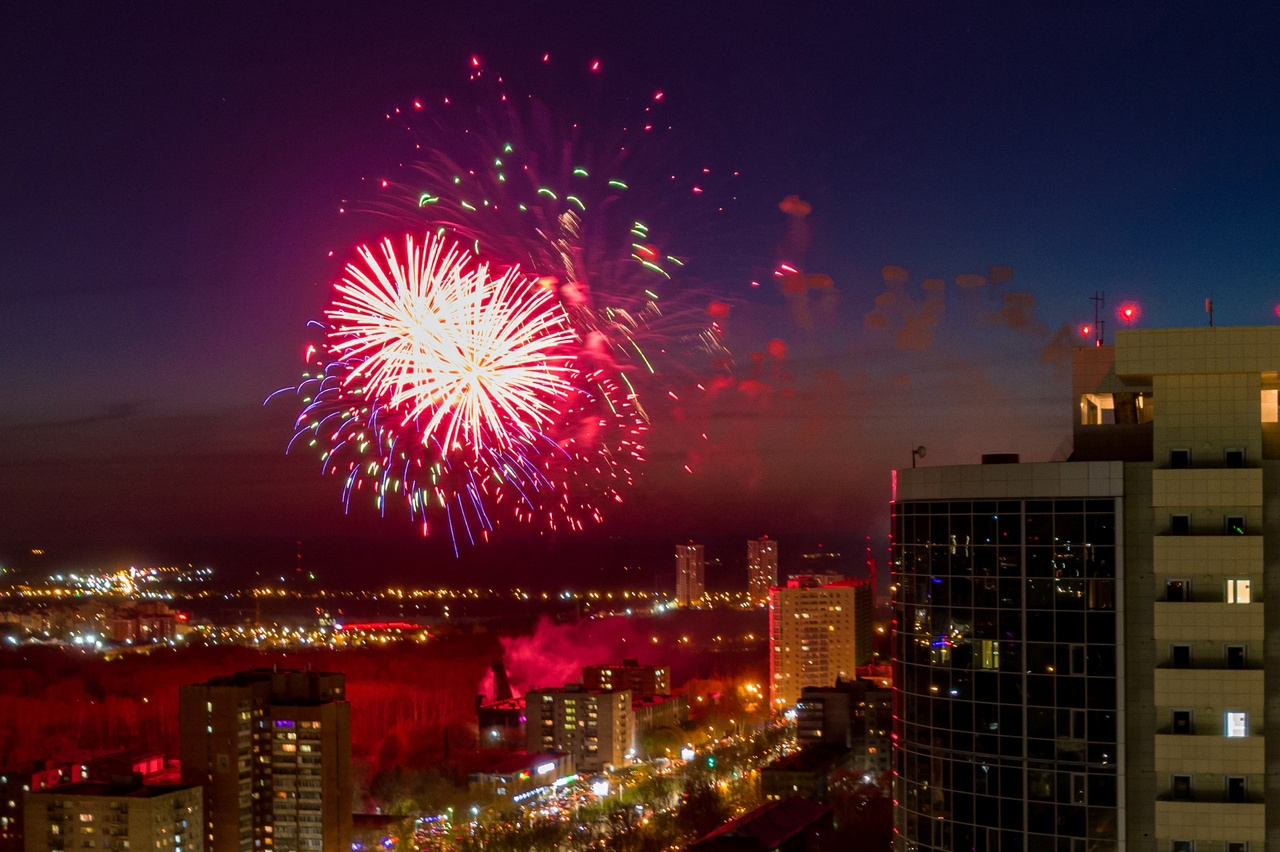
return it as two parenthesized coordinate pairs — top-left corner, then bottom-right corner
(1226, 579), (1251, 604)
(1226, 711), (1248, 738)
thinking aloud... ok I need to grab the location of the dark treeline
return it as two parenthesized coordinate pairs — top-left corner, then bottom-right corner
(0, 635), (498, 769)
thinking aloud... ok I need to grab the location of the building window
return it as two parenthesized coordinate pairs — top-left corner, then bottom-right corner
(1087, 579), (1115, 610)
(1166, 580), (1188, 603)
(1170, 645), (1191, 668)
(1170, 514), (1190, 535)
(1172, 710), (1193, 734)
(1225, 516), (1246, 536)
(1068, 772), (1086, 804)
(1225, 449), (1245, 468)
(1171, 775), (1193, 800)
(1070, 709), (1086, 740)
(1226, 579), (1251, 604)
(1172, 843), (1194, 852)
(1170, 449), (1191, 469)
(1226, 712), (1248, 738)
(1227, 776), (1246, 803)
(1228, 843), (1249, 852)
(1226, 646), (1246, 670)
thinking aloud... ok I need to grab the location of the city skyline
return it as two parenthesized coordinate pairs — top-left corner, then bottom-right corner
(4, 4), (1280, 582)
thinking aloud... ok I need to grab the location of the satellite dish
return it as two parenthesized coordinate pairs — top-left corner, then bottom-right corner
(915, 446), (927, 458)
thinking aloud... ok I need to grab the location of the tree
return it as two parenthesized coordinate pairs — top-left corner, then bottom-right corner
(677, 779), (730, 840)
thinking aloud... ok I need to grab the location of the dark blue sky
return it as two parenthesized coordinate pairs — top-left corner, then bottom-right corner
(3, 3), (1279, 581)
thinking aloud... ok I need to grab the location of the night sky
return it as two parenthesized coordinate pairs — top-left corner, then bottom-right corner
(4, 3), (1280, 583)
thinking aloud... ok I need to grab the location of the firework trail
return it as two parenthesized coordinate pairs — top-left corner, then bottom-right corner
(375, 55), (734, 385)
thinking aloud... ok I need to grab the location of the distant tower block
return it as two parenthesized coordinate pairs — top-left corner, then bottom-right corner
(675, 542), (705, 606)
(747, 535), (778, 603)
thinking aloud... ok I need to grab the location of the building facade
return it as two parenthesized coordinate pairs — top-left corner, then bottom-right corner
(2, 763), (68, 851)
(24, 778), (202, 852)
(748, 536), (779, 603)
(582, 659), (670, 695)
(797, 680), (892, 775)
(524, 685), (634, 774)
(892, 461), (1124, 850)
(676, 543), (706, 606)
(179, 669), (351, 852)
(769, 576), (873, 709)
(893, 326), (1280, 852)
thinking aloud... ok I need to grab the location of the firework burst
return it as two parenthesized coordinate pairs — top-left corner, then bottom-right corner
(275, 55), (732, 547)
(272, 232), (648, 548)
(328, 235), (577, 454)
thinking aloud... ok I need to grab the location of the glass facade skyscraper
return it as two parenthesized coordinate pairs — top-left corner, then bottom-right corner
(893, 470), (1124, 851)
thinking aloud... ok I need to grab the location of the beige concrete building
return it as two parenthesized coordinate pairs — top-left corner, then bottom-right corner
(892, 326), (1280, 852)
(748, 536), (778, 603)
(1100, 327), (1272, 852)
(24, 778), (202, 852)
(179, 669), (351, 852)
(769, 576), (873, 709)
(524, 685), (635, 773)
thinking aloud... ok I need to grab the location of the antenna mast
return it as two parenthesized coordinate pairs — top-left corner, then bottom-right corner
(1089, 292), (1106, 346)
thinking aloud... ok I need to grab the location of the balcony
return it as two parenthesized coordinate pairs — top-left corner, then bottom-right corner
(1153, 535), (1262, 575)
(1155, 800), (1264, 843)
(1152, 468), (1262, 509)
(1154, 733), (1265, 775)
(1153, 602), (1263, 643)
(1153, 668), (1264, 713)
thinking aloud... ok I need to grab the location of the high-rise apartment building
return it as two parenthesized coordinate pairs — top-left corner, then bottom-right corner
(24, 777), (202, 852)
(524, 685), (634, 773)
(748, 536), (779, 603)
(893, 326), (1280, 852)
(675, 543), (705, 606)
(769, 575), (873, 709)
(179, 669), (351, 852)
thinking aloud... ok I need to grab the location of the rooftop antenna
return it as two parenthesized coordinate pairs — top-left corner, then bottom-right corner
(1089, 292), (1105, 346)
(1206, 298), (1214, 328)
